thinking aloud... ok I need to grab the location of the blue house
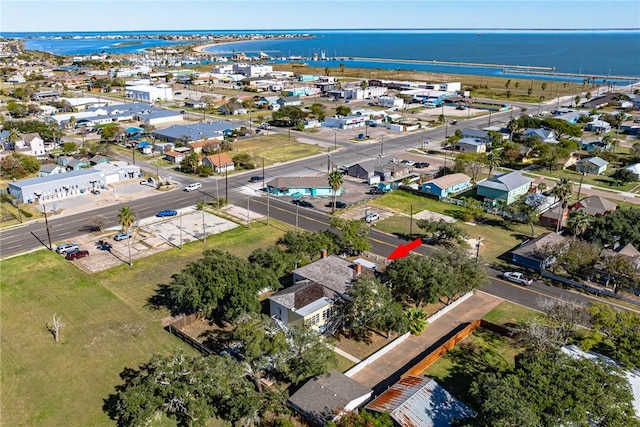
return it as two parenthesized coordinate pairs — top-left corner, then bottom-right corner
(421, 173), (473, 198)
(577, 156), (609, 175)
(476, 171), (534, 205)
(266, 176), (343, 197)
(511, 232), (568, 271)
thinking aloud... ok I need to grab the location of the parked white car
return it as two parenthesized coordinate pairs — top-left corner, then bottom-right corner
(365, 212), (380, 223)
(502, 271), (534, 286)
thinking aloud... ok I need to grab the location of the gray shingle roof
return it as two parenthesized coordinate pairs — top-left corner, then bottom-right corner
(583, 156), (608, 167)
(292, 255), (355, 295)
(289, 370), (372, 424)
(512, 232), (567, 259)
(573, 195), (617, 216)
(269, 281), (330, 310)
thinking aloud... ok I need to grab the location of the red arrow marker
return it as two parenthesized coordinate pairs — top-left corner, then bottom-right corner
(387, 238), (423, 261)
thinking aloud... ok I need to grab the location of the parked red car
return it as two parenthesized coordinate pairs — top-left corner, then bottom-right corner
(66, 249), (89, 260)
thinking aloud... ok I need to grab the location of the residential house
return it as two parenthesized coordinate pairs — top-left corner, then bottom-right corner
(454, 138), (487, 153)
(582, 96), (611, 109)
(38, 164), (65, 177)
(189, 139), (219, 154)
(476, 171), (534, 205)
(571, 195), (617, 217)
(523, 128), (557, 144)
(511, 232), (568, 271)
(623, 163), (640, 181)
(539, 204), (569, 228)
(256, 96), (279, 108)
(276, 96), (302, 108)
(269, 255), (361, 331)
(581, 139), (612, 152)
(55, 156), (75, 167)
(421, 173), (473, 198)
(460, 128), (489, 142)
(347, 158), (410, 182)
(288, 370), (372, 425)
(266, 175), (342, 197)
(553, 109), (590, 124)
(586, 119), (612, 134)
(88, 155), (110, 166)
(577, 156), (609, 175)
(218, 102), (247, 116)
(365, 376), (476, 427)
(3, 132), (47, 157)
(555, 154), (578, 170)
(67, 158), (89, 171)
(164, 150), (185, 164)
(614, 244), (640, 270)
(202, 152), (235, 173)
(183, 100), (208, 110)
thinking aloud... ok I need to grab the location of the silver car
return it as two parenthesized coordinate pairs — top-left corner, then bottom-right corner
(56, 243), (79, 254)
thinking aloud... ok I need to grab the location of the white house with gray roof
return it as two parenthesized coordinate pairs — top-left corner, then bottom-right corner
(624, 163), (640, 181)
(269, 255), (362, 331)
(454, 137), (487, 153)
(477, 171), (534, 205)
(523, 128), (557, 143)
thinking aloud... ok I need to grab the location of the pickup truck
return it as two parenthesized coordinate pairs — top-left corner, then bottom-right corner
(502, 271), (534, 286)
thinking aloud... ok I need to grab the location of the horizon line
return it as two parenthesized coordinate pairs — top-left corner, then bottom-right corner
(2, 27), (640, 35)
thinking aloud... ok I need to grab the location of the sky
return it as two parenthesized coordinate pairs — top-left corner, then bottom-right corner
(1, 0), (639, 33)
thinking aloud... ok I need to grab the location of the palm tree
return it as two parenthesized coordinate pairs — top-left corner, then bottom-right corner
(6, 129), (21, 151)
(328, 169), (343, 214)
(405, 308), (428, 336)
(118, 206), (136, 266)
(567, 210), (591, 239)
(550, 178), (572, 233)
(485, 150), (502, 178)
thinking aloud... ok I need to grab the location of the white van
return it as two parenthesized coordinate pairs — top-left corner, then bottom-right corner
(184, 183), (202, 192)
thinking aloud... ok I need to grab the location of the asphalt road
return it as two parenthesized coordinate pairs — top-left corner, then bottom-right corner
(4, 107), (629, 313)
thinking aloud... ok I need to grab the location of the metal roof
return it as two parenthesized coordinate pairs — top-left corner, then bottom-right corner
(366, 376), (476, 427)
(8, 168), (103, 189)
(477, 171), (533, 192)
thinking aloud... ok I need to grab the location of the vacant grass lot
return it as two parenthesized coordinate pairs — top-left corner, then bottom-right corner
(482, 301), (541, 326)
(422, 328), (525, 403)
(372, 190), (548, 263)
(0, 221), (288, 426)
(231, 134), (325, 167)
(524, 169), (638, 193)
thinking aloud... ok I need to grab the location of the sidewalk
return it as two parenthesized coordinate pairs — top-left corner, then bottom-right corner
(350, 291), (503, 394)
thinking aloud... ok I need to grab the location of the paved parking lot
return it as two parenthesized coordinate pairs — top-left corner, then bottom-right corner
(59, 209), (238, 273)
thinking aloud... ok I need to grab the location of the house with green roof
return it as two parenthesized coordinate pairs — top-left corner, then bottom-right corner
(476, 171), (534, 205)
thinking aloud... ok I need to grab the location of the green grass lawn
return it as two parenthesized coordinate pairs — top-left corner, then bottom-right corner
(231, 134), (324, 167)
(523, 168), (638, 193)
(0, 221), (288, 426)
(482, 301), (541, 326)
(372, 190), (549, 264)
(422, 328), (524, 403)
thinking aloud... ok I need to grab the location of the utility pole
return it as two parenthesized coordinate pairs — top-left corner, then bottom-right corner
(327, 149), (331, 174)
(266, 185), (270, 226)
(202, 195), (207, 242)
(42, 204), (53, 250)
(334, 130), (337, 151)
(180, 212), (183, 249)
(475, 237), (484, 264)
(295, 203), (299, 233)
(380, 136), (384, 157)
(225, 166), (228, 203)
(262, 156), (265, 184)
(247, 197), (251, 228)
(410, 204), (413, 237)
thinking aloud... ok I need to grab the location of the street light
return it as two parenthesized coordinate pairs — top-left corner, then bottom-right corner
(380, 136), (384, 158)
(475, 237), (484, 264)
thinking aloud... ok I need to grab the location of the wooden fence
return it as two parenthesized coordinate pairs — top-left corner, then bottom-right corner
(401, 319), (514, 377)
(164, 314), (214, 356)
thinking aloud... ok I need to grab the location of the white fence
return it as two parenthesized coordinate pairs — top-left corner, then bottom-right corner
(343, 290), (474, 378)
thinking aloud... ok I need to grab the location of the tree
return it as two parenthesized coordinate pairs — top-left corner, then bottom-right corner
(588, 208), (640, 248)
(68, 115), (76, 134)
(166, 249), (279, 321)
(278, 325), (337, 384)
(118, 205), (136, 266)
(612, 168), (638, 184)
(344, 276), (407, 340)
(100, 124), (122, 142)
(310, 103), (326, 121)
(327, 410), (394, 427)
(485, 149), (502, 178)
(416, 219), (467, 246)
(328, 169), (343, 214)
(405, 307), (428, 335)
(249, 246), (296, 279)
(383, 247), (486, 307)
(278, 230), (339, 262)
(468, 349), (637, 427)
(600, 254), (636, 292)
(550, 178), (572, 232)
(329, 218), (371, 255)
(6, 128), (21, 150)
(555, 240), (599, 280)
(0, 152), (41, 179)
(181, 152), (200, 173)
(588, 303), (640, 368)
(566, 209), (591, 238)
(335, 105), (351, 116)
(62, 142), (78, 153)
(541, 118), (582, 140)
(46, 313), (65, 342)
(507, 193), (545, 237)
(462, 197), (484, 223)
(106, 351), (263, 426)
